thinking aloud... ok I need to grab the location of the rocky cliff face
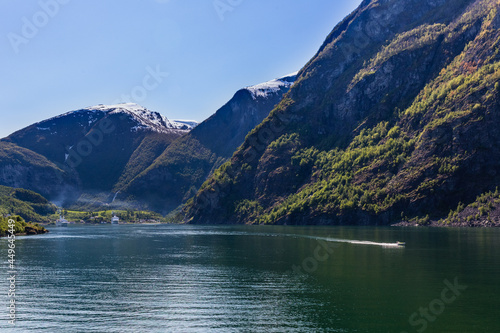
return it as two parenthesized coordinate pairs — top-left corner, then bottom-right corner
(120, 74), (297, 213)
(184, 0), (500, 225)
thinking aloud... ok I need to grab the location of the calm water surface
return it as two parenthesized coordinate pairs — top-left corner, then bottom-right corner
(1, 224), (499, 332)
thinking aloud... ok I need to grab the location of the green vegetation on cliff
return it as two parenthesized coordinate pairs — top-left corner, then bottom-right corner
(52, 209), (166, 224)
(0, 185), (57, 223)
(0, 215), (48, 237)
(185, 0), (500, 226)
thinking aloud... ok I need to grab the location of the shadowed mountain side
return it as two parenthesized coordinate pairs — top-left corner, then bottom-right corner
(120, 74), (297, 213)
(0, 141), (78, 205)
(3, 104), (191, 208)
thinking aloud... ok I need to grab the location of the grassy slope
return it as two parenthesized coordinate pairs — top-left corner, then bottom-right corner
(0, 215), (48, 237)
(52, 209), (165, 223)
(0, 185), (57, 223)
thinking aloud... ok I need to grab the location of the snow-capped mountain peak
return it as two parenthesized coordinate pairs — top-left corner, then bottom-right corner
(34, 103), (197, 135)
(87, 102), (145, 113)
(81, 103), (197, 133)
(245, 72), (298, 100)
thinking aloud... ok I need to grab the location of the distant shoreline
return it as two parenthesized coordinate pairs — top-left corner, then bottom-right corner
(392, 220), (500, 228)
(0, 229), (49, 238)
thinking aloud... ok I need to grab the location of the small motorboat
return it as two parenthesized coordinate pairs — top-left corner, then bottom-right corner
(397, 241), (406, 246)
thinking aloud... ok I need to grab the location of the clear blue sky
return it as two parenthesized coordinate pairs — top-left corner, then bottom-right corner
(0, 0), (360, 139)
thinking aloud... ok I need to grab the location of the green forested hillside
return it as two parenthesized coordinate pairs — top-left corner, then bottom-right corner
(0, 215), (48, 237)
(0, 185), (57, 223)
(185, 0), (500, 225)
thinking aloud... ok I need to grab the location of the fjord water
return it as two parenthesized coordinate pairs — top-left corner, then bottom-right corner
(1, 225), (499, 332)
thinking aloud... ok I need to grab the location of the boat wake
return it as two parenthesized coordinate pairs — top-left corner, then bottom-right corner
(283, 234), (400, 248)
(316, 237), (401, 248)
(135, 227), (404, 248)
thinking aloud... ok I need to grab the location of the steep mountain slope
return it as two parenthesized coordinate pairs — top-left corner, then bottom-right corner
(120, 73), (297, 213)
(0, 141), (77, 204)
(184, 0), (500, 225)
(3, 103), (192, 206)
(0, 185), (57, 222)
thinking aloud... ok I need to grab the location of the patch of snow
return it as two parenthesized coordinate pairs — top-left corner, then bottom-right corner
(88, 117), (98, 126)
(65, 153), (69, 162)
(170, 120), (198, 130)
(245, 72), (298, 100)
(84, 103), (193, 134)
(87, 103), (146, 113)
(36, 127), (50, 131)
(35, 103), (195, 134)
(130, 125), (148, 132)
(43, 103), (192, 134)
